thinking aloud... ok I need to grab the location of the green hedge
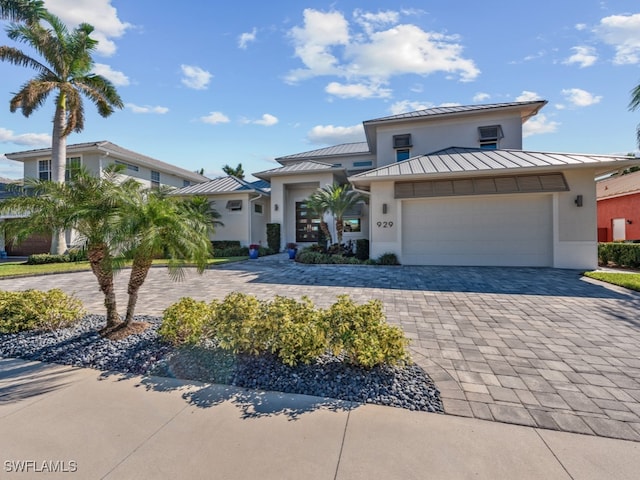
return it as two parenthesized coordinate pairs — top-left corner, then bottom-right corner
(598, 243), (640, 268)
(0, 289), (85, 333)
(26, 248), (88, 265)
(266, 223), (280, 252)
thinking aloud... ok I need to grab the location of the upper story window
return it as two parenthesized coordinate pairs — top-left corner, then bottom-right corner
(39, 157), (81, 181)
(396, 149), (411, 162)
(183, 180), (191, 187)
(115, 159), (139, 172)
(393, 134), (412, 149)
(478, 125), (503, 149)
(353, 160), (373, 167)
(151, 170), (160, 188)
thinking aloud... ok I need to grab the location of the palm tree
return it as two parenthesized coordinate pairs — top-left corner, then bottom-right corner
(312, 183), (365, 245)
(0, 0), (44, 23)
(222, 163), (245, 179)
(629, 81), (640, 149)
(305, 193), (332, 246)
(0, 165), (139, 329)
(118, 190), (221, 328)
(0, 9), (123, 253)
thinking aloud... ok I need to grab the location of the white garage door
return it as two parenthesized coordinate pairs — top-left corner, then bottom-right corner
(401, 195), (553, 266)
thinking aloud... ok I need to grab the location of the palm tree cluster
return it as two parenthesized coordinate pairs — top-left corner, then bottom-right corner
(307, 183), (365, 246)
(0, 165), (221, 336)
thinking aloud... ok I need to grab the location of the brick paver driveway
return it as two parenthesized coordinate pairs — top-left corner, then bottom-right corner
(3, 255), (640, 441)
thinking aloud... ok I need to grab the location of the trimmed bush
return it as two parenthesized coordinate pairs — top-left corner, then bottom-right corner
(208, 292), (266, 354)
(598, 242), (640, 268)
(26, 253), (70, 265)
(159, 297), (214, 346)
(266, 223), (281, 252)
(355, 239), (370, 261)
(376, 252), (400, 265)
(0, 289), (85, 333)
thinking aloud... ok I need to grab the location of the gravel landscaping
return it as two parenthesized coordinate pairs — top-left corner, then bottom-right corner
(0, 314), (443, 413)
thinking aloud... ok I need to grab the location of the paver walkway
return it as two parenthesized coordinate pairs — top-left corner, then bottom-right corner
(3, 254), (640, 441)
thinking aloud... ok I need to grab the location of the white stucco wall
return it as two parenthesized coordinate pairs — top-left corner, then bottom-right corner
(208, 194), (250, 244)
(374, 112), (524, 168)
(249, 197), (270, 246)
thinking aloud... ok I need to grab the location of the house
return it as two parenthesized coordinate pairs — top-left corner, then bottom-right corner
(596, 169), (640, 242)
(172, 176), (271, 247)
(2, 141), (209, 255)
(246, 100), (638, 269)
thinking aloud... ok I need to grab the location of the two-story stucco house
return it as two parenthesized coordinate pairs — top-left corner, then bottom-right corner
(242, 100), (638, 269)
(2, 141), (209, 255)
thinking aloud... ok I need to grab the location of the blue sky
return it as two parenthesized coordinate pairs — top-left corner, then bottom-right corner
(0, 0), (639, 180)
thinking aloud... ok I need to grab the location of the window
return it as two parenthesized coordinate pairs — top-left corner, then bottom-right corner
(65, 157), (81, 181)
(353, 161), (373, 167)
(393, 134), (412, 148)
(343, 218), (361, 233)
(396, 149), (411, 162)
(39, 157), (81, 181)
(38, 159), (51, 180)
(151, 170), (160, 188)
(226, 200), (242, 211)
(478, 125), (503, 149)
(183, 180), (191, 187)
(254, 203), (263, 214)
(115, 160), (139, 172)
(295, 201), (319, 242)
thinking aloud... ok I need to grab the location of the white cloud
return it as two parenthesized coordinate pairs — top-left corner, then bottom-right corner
(523, 114), (560, 137)
(180, 65), (213, 90)
(473, 92), (490, 102)
(46, 0), (131, 56)
(286, 9), (479, 86)
(253, 114), (279, 126)
(92, 63), (129, 86)
(575, 23), (587, 31)
(0, 127), (51, 146)
(563, 46), (598, 68)
(562, 88), (602, 107)
(125, 103), (169, 114)
(238, 28), (257, 49)
(389, 100), (434, 115)
(595, 13), (640, 64)
(325, 81), (391, 99)
(200, 112), (230, 125)
(515, 91), (542, 102)
(307, 124), (365, 145)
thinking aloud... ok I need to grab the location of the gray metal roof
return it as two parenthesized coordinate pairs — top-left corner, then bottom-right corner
(5, 141), (209, 183)
(363, 101), (547, 124)
(172, 175), (269, 196)
(254, 160), (346, 180)
(276, 142), (370, 162)
(350, 147), (640, 183)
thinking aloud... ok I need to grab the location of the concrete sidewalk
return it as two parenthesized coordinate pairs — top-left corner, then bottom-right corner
(1, 358), (639, 479)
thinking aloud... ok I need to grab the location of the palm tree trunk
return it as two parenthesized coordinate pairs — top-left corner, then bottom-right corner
(320, 220), (332, 245)
(50, 103), (67, 254)
(336, 218), (344, 245)
(124, 256), (153, 324)
(87, 243), (120, 329)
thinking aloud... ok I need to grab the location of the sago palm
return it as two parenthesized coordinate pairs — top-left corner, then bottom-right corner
(0, 8), (123, 253)
(313, 183), (365, 245)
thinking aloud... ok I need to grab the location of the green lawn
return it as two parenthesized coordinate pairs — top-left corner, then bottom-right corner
(583, 271), (640, 292)
(0, 256), (248, 278)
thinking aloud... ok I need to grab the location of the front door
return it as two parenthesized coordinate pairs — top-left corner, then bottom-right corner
(612, 218), (626, 241)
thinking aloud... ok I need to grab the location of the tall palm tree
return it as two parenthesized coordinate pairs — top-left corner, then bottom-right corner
(222, 163), (245, 179)
(0, 165), (139, 329)
(119, 190), (221, 327)
(305, 192), (332, 245)
(313, 183), (365, 245)
(0, 9), (123, 253)
(629, 81), (640, 149)
(0, 0), (44, 23)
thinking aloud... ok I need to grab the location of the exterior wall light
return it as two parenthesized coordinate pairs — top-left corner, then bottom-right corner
(574, 195), (583, 207)
(382, 203), (388, 214)
(274, 204), (279, 211)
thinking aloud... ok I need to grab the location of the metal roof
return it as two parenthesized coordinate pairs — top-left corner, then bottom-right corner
(254, 160), (346, 180)
(276, 142), (370, 162)
(350, 147), (640, 184)
(5, 141), (209, 183)
(172, 175), (269, 196)
(363, 101), (547, 124)
(596, 168), (640, 200)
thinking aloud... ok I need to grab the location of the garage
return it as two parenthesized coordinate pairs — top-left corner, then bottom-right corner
(401, 194), (553, 266)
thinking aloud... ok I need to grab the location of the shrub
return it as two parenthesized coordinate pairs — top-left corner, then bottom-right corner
(213, 246), (249, 257)
(355, 239), (369, 261)
(67, 248), (88, 262)
(159, 297), (214, 346)
(266, 223), (281, 252)
(26, 253), (70, 265)
(598, 242), (640, 268)
(322, 295), (409, 368)
(376, 252), (400, 265)
(208, 292), (266, 354)
(0, 289), (85, 333)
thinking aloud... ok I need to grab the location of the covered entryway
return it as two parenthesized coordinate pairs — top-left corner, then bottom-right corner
(401, 194), (553, 266)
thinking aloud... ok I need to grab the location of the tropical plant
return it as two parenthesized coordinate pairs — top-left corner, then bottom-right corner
(311, 183), (365, 245)
(305, 192), (332, 245)
(0, 7), (123, 253)
(222, 163), (245, 179)
(118, 190), (221, 326)
(629, 81), (640, 149)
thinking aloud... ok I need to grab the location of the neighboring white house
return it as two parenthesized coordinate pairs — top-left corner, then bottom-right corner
(172, 176), (271, 247)
(2, 141), (209, 255)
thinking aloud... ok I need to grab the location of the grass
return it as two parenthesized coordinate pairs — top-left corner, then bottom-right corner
(0, 256), (248, 278)
(583, 271), (640, 292)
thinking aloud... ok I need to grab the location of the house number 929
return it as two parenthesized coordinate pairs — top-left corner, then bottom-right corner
(376, 221), (394, 228)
